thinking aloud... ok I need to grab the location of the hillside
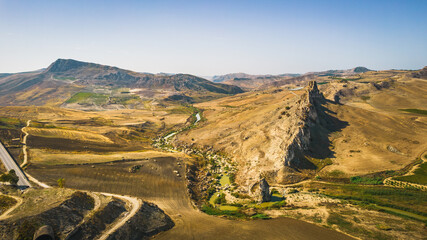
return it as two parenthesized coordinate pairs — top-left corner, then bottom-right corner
(172, 69), (427, 190)
(0, 59), (243, 106)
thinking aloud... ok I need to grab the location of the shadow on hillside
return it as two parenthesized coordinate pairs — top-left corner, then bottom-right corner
(304, 99), (349, 168)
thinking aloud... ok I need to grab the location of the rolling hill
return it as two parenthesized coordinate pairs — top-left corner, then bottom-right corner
(0, 59), (243, 106)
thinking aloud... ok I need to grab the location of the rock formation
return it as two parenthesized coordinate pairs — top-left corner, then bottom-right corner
(258, 178), (271, 203)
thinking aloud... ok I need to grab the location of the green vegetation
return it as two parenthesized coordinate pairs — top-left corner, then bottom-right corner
(375, 205), (427, 222)
(317, 82), (328, 85)
(0, 195), (17, 214)
(399, 108), (427, 115)
(309, 182), (427, 218)
(219, 205), (240, 211)
(394, 162), (427, 185)
(0, 170), (19, 185)
(350, 176), (383, 185)
(201, 204), (246, 219)
(0, 117), (25, 129)
(252, 213), (271, 219)
(214, 193), (227, 205)
(65, 92), (108, 104)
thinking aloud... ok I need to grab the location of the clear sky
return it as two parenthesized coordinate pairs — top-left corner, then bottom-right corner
(0, 0), (426, 76)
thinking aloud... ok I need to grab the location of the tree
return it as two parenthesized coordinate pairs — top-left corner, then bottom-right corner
(0, 170), (19, 185)
(57, 178), (65, 188)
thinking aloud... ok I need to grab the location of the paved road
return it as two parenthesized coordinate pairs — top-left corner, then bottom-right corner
(0, 140), (31, 187)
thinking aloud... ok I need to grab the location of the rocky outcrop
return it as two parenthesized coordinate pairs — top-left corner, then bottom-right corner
(258, 178), (271, 203)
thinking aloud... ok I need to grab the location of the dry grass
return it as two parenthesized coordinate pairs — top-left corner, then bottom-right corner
(26, 127), (114, 143)
(6, 188), (76, 220)
(29, 149), (187, 165)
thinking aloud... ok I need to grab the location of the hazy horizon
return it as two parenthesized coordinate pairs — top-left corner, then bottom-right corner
(1, 0), (426, 76)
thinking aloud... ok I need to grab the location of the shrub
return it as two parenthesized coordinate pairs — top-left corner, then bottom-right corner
(252, 213), (271, 219)
(57, 178), (65, 188)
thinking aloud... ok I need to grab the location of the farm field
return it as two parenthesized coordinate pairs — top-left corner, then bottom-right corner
(27, 157), (353, 240)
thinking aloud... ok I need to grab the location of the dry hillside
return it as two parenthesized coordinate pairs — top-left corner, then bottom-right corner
(173, 69), (427, 193)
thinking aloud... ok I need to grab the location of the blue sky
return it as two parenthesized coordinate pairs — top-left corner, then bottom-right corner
(0, 0), (426, 75)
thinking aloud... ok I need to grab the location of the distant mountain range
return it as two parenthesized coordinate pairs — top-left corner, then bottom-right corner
(0, 59), (243, 106)
(211, 73), (300, 83)
(210, 67), (371, 90)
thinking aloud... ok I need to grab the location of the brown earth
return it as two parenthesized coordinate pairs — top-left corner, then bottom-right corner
(27, 157), (353, 240)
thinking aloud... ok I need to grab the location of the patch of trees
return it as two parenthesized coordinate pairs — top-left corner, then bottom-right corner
(0, 170), (19, 185)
